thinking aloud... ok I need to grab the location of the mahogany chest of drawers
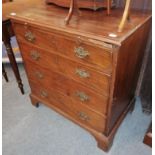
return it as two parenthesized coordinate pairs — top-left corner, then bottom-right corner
(9, 4), (151, 151)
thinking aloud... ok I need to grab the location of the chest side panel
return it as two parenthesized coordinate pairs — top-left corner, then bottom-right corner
(107, 18), (151, 134)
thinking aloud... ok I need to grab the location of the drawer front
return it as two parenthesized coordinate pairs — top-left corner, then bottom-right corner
(24, 62), (108, 116)
(14, 23), (112, 73)
(30, 81), (106, 133)
(19, 42), (111, 96)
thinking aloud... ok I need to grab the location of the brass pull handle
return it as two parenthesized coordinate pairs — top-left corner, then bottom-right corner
(75, 91), (90, 102)
(78, 112), (90, 121)
(35, 71), (44, 79)
(74, 47), (89, 58)
(25, 31), (35, 42)
(40, 90), (48, 98)
(75, 69), (90, 78)
(30, 51), (40, 61)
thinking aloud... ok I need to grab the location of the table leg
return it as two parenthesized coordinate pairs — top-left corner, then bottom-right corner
(3, 20), (24, 94)
(2, 64), (9, 82)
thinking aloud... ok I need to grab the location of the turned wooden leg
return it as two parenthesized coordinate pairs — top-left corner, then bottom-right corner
(107, 0), (111, 15)
(118, 0), (131, 32)
(129, 96), (136, 113)
(65, 0), (80, 25)
(64, 0), (74, 24)
(4, 42), (24, 94)
(30, 94), (40, 107)
(3, 20), (24, 94)
(127, 8), (130, 21)
(2, 64), (9, 82)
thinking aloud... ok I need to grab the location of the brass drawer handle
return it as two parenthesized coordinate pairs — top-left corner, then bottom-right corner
(30, 51), (40, 61)
(75, 91), (90, 102)
(78, 112), (90, 121)
(35, 71), (44, 79)
(75, 69), (90, 78)
(40, 90), (48, 98)
(74, 47), (89, 58)
(25, 31), (35, 42)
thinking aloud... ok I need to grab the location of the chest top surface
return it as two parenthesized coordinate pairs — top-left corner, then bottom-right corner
(8, 0), (151, 46)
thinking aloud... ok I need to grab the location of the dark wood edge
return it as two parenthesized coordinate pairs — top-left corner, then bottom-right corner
(108, 97), (135, 140)
(9, 18), (122, 46)
(143, 123), (152, 147)
(105, 45), (119, 135)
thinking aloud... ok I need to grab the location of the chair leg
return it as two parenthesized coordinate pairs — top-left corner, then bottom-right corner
(107, 0), (111, 15)
(2, 64), (9, 82)
(127, 7), (131, 21)
(65, 0), (80, 25)
(118, 0), (131, 32)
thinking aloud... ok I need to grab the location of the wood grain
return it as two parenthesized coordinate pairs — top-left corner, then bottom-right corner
(24, 61), (109, 116)
(8, 1), (152, 151)
(13, 22), (113, 74)
(107, 18), (151, 134)
(18, 41), (111, 96)
(9, 4), (151, 45)
(30, 81), (107, 133)
(143, 123), (152, 147)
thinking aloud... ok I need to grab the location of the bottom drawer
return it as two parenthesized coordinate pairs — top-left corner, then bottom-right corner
(30, 81), (106, 133)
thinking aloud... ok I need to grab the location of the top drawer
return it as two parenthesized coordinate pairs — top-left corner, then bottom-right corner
(13, 22), (113, 74)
